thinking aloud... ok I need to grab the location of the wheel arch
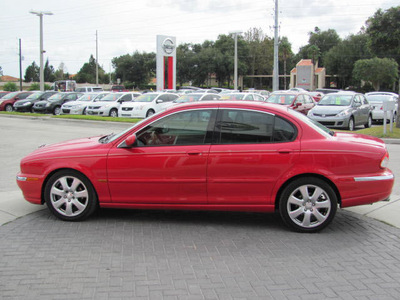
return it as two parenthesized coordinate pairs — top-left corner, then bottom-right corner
(274, 173), (341, 210)
(40, 168), (99, 205)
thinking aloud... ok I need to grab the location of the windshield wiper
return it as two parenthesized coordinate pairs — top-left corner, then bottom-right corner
(99, 133), (115, 143)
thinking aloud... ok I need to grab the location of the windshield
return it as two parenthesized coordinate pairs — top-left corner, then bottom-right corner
(94, 93), (109, 101)
(135, 94), (158, 102)
(2, 92), (20, 99)
(288, 109), (333, 137)
(267, 94), (295, 105)
(174, 94), (202, 103)
(48, 94), (64, 101)
(318, 94), (352, 106)
(97, 93), (123, 102)
(26, 92), (43, 100)
(366, 95), (393, 103)
(220, 93), (246, 100)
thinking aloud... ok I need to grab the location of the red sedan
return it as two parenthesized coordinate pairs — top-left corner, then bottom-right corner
(16, 101), (394, 232)
(266, 92), (316, 115)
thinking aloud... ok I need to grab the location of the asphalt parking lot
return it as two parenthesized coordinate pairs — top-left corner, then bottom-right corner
(1, 115), (400, 299)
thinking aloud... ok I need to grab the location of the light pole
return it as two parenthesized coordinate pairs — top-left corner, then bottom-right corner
(230, 31), (242, 91)
(30, 10), (53, 91)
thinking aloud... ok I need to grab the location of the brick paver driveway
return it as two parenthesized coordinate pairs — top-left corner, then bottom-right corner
(1, 208), (400, 299)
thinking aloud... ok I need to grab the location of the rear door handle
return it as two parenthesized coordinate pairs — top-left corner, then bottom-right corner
(187, 151), (202, 156)
(278, 149), (292, 154)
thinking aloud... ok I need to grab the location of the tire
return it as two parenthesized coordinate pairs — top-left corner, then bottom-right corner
(146, 109), (155, 118)
(5, 104), (13, 112)
(82, 108), (87, 115)
(53, 106), (61, 115)
(364, 115), (372, 128)
(109, 108), (118, 117)
(348, 117), (355, 131)
(279, 177), (337, 233)
(44, 170), (98, 221)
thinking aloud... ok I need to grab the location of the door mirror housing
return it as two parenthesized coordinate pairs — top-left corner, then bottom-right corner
(119, 134), (137, 148)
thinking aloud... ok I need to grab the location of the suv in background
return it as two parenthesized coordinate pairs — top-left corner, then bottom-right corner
(111, 85), (129, 92)
(75, 86), (103, 93)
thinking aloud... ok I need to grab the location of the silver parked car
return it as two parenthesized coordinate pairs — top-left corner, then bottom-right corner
(366, 93), (398, 123)
(307, 92), (372, 131)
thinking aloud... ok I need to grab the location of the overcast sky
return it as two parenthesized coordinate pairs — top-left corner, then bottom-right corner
(1, 0), (398, 78)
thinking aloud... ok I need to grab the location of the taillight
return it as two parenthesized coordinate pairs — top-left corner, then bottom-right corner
(380, 152), (389, 168)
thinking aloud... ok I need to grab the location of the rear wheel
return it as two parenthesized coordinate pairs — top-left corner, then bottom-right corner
(44, 170), (98, 221)
(279, 177), (337, 233)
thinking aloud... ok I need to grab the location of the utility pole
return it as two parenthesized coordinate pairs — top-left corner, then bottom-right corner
(272, 0), (279, 91)
(30, 10), (53, 91)
(96, 30), (99, 86)
(19, 39), (22, 91)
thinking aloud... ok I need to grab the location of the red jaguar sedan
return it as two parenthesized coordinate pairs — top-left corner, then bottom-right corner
(16, 101), (394, 232)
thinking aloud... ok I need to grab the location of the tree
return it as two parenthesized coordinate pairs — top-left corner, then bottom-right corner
(324, 33), (372, 89)
(366, 6), (400, 65)
(112, 51), (155, 88)
(75, 55), (108, 84)
(0, 66), (3, 77)
(353, 57), (398, 91)
(279, 37), (293, 90)
(24, 62), (40, 82)
(44, 59), (55, 82)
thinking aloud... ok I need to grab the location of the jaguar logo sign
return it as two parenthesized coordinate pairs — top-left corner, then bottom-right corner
(162, 38), (175, 55)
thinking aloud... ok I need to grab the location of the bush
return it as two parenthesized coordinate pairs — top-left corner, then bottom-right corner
(3, 82), (18, 91)
(28, 83), (52, 91)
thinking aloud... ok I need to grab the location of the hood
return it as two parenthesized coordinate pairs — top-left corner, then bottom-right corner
(312, 105), (350, 114)
(63, 100), (89, 106)
(23, 135), (109, 161)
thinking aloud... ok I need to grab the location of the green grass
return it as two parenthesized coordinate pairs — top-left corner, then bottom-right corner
(0, 111), (141, 123)
(353, 123), (400, 139)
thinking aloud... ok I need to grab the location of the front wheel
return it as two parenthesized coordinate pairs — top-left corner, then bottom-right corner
(53, 106), (61, 115)
(109, 108), (118, 118)
(364, 115), (372, 128)
(348, 117), (355, 131)
(146, 109), (155, 118)
(279, 177), (337, 233)
(5, 104), (13, 112)
(44, 170), (98, 221)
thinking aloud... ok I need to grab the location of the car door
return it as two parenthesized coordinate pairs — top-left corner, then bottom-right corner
(303, 94), (315, 114)
(107, 108), (216, 204)
(207, 108), (300, 205)
(359, 95), (371, 124)
(352, 95), (363, 125)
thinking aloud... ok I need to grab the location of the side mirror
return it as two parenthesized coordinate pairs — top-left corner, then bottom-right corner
(156, 99), (164, 104)
(118, 134), (137, 148)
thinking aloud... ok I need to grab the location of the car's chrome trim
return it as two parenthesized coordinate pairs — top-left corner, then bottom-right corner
(354, 174), (394, 182)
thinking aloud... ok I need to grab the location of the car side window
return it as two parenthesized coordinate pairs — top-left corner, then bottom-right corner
(136, 109), (215, 146)
(158, 95), (169, 102)
(216, 109), (296, 144)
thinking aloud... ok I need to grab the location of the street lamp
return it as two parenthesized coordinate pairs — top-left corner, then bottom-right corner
(30, 10), (53, 91)
(230, 31), (242, 91)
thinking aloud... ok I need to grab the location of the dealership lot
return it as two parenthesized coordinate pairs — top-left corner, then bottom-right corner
(1, 115), (400, 299)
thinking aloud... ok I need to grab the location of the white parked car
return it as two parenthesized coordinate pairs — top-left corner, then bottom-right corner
(61, 92), (109, 115)
(118, 92), (179, 118)
(86, 92), (141, 117)
(173, 93), (221, 104)
(75, 86), (104, 93)
(366, 94), (398, 123)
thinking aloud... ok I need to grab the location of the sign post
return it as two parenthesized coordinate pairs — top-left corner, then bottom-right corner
(156, 35), (176, 91)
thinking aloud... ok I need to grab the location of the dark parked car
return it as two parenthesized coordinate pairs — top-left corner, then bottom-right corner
(32, 92), (83, 115)
(14, 91), (59, 112)
(0, 91), (33, 112)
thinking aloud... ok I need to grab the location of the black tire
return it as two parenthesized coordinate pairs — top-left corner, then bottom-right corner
(53, 106), (61, 115)
(348, 117), (355, 131)
(44, 170), (98, 221)
(5, 104), (13, 112)
(279, 177), (337, 233)
(146, 109), (155, 118)
(364, 115), (372, 128)
(82, 108), (87, 115)
(109, 108), (118, 117)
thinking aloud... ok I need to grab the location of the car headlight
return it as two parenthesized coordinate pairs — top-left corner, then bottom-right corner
(104, 105), (111, 108)
(45, 102), (51, 107)
(337, 110), (350, 117)
(307, 110), (314, 117)
(23, 101), (32, 106)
